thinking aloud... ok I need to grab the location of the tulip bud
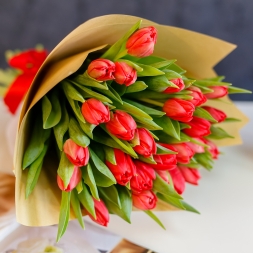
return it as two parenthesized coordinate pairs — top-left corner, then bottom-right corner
(183, 116), (211, 137)
(133, 128), (157, 157)
(202, 106), (227, 123)
(126, 26), (157, 58)
(205, 86), (228, 99)
(81, 98), (110, 125)
(170, 143), (194, 164)
(187, 86), (207, 106)
(130, 161), (156, 193)
(152, 143), (177, 170)
(57, 166), (82, 192)
(178, 166), (201, 185)
(87, 199), (109, 227)
(63, 139), (89, 166)
(202, 138), (219, 159)
(163, 78), (185, 93)
(163, 98), (195, 122)
(132, 190), (157, 210)
(87, 59), (115, 81)
(169, 167), (185, 194)
(186, 138), (205, 154)
(156, 170), (170, 183)
(114, 62), (137, 86)
(106, 110), (137, 141)
(106, 149), (136, 185)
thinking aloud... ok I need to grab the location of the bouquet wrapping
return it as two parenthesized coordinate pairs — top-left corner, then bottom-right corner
(13, 15), (249, 238)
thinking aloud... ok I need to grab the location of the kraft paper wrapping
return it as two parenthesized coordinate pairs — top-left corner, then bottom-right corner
(14, 15), (248, 226)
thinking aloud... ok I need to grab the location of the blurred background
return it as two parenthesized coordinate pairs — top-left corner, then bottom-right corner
(0, 0), (252, 100)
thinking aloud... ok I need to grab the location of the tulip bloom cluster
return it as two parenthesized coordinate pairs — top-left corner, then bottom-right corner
(21, 20), (250, 240)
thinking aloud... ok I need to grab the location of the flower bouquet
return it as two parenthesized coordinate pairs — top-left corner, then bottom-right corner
(13, 15), (250, 241)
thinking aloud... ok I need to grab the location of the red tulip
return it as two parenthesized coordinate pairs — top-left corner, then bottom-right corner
(106, 110), (137, 141)
(205, 86), (228, 99)
(130, 161), (156, 193)
(126, 26), (157, 58)
(187, 86), (207, 106)
(132, 190), (157, 210)
(63, 139), (89, 166)
(202, 106), (227, 123)
(186, 138), (205, 154)
(163, 98), (195, 122)
(163, 78), (185, 93)
(183, 117), (211, 137)
(106, 149), (136, 185)
(178, 166), (201, 185)
(57, 166), (82, 192)
(156, 170), (170, 183)
(114, 62), (137, 86)
(202, 138), (219, 159)
(169, 167), (185, 194)
(170, 143), (194, 164)
(133, 128), (157, 157)
(81, 98), (110, 125)
(87, 199), (109, 227)
(152, 143), (177, 170)
(87, 59), (115, 81)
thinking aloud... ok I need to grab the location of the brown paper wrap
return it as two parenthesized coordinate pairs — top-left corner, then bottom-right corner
(14, 15), (248, 226)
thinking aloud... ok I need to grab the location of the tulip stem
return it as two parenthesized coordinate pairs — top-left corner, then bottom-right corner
(137, 98), (164, 107)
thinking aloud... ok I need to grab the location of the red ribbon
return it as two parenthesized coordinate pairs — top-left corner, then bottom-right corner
(3, 49), (47, 114)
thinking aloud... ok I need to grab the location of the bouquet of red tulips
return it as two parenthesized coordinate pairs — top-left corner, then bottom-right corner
(14, 15), (250, 241)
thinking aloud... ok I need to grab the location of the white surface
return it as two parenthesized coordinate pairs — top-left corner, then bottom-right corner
(103, 102), (253, 253)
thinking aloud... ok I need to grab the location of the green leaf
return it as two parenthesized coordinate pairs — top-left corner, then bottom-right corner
(42, 90), (61, 129)
(78, 183), (96, 218)
(102, 20), (142, 60)
(223, 117), (241, 123)
(53, 101), (69, 151)
(99, 185), (122, 209)
(164, 69), (182, 80)
(57, 191), (70, 242)
(137, 55), (166, 65)
(76, 181), (83, 194)
(165, 63), (186, 75)
(25, 142), (49, 198)
(77, 118), (96, 139)
(110, 82), (127, 97)
(95, 84), (123, 104)
(89, 147), (116, 184)
(157, 193), (185, 210)
(123, 99), (165, 117)
(69, 118), (90, 147)
(208, 125), (234, 140)
(155, 131), (190, 144)
(181, 201), (200, 214)
(156, 143), (177, 155)
(150, 60), (176, 69)
(228, 86), (252, 94)
(138, 155), (157, 164)
(144, 210), (166, 230)
(22, 116), (50, 169)
(154, 117), (181, 140)
(144, 75), (177, 92)
(137, 63), (165, 77)
(71, 190), (85, 229)
(194, 107), (217, 123)
(125, 81), (148, 93)
(117, 59), (143, 72)
(195, 80), (232, 87)
(71, 75), (108, 90)
(61, 80), (85, 102)
(194, 152), (213, 171)
(82, 164), (100, 200)
(135, 117), (163, 131)
(57, 152), (75, 188)
(153, 173), (182, 199)
(103, 146), (116, 165)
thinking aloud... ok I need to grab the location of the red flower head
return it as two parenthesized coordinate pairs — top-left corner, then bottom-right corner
(152, 143), (177, 170)
(163, 98), (195, 122)
(178, 166), (201, 185)
(202, 106), (227, 123)
(156, 170), (170, 183)
(126, 26), (157, 58)
(81, 98), (110, 125)
(170, 143), (194, 164)
(205, 86), (228, 99)
(202, 138), (220, 159)
(87, 59), (115, 81)
(169, 167), (185, 195)
(57, 166), (82, 192)
(183, 116), (211, 137)
(106, 110), (137, 141)
(4, 49), (47, 114)
(187, 86), (207, 106)
(106, 149), (136, 185)
(63, 139), (89, 167)
(130, 161), (156, 193)
(114, 62), (137, 86)
(132, 190), (157, 210)
(87, 199), (109, 227)
(163, 78), (185, 93)
(186, 138), (205, 154)
(133, 128), (157, 157)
